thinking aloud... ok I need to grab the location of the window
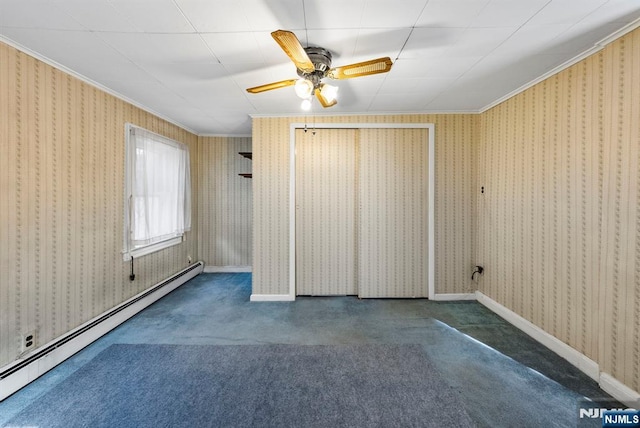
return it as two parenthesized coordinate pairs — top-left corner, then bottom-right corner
(123, 124), (191, 260)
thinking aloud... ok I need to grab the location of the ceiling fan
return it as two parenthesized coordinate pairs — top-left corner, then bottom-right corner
(247, 30), (393, 108)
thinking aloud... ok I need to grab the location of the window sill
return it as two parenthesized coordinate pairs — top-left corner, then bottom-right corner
(123, 236), (183, 261)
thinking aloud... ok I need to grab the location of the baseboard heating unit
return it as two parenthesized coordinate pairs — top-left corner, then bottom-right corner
(0, 261), (204, 401)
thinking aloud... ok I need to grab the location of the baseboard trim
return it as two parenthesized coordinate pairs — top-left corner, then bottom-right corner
(431, 293), (477, 301)
(599, 373), (640, 408)
(475, 291), (600, 381)
(0, 262), (204, 402)
(203, 265), (252, 273)
(250, 294), (295, 302)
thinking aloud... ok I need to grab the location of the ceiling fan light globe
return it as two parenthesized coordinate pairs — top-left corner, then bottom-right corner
(295, 79), (314, 99)
(301, 98), (312, 111)
(321, 84), (339, 103)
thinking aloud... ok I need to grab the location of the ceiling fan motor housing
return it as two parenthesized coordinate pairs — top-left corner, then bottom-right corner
(297, 47), (332, 87)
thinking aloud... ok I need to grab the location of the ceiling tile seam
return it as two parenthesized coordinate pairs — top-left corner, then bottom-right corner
(539, 2), (603, 45)
(348, 6), (401, 58)
(170, 0), (199, 34)
(393, 0), (430, 62)
(365, 0), (431, 111)
(302, 0), (309, 47)
(481, 15), (640, 113)
(452, 0), (553, 84)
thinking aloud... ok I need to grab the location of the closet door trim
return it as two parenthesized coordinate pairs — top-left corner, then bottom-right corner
(288, 123), (435, 300)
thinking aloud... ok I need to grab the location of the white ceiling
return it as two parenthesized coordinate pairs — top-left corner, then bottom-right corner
(1, 0), (639, 135)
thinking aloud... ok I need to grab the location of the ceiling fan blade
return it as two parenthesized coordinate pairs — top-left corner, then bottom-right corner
(328, 57), (393, 80)
(246, 79), (297, 94)
(315, 84), (337, 108)
(271, 30), (315, 74)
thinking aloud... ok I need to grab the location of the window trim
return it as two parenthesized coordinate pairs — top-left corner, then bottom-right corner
(122, 123), (190, 261)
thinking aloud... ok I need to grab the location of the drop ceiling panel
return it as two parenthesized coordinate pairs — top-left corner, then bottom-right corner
(445, 27), (518, 57)
(143, 62), (230, 84)
(241, 0), (306, 32)
(52, 0), (133, 32)
(0, 0), (83, 30)
(378, 77), (457, 95)
(471, 0), (551, 27)
(201, 33), (265, 64)
(109, 0), (195, 33)
(360, 0), (429, 28)
(173, 0), (251, 32)
(527, 0), (607, 26)
(169, 79), (243, 103)
(544, 22), (636, 55)
(416, 0), (490, 28)
(98, 33), (214, 63)
(393, 56), (482, 79)
(578, 0), (640, 25)
(490, 24), (575, 57)
(368, 93), (432, 111)
(398, 27), (465, 59)
(352, 28), (412, 59)
(426, 88), (491, 111)
(460, 53), (570, 93)
(304, 0), (367, 29)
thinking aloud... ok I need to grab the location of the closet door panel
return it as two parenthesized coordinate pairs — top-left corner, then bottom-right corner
(358, 128), (428, 298)
(295, 129), (357, 295)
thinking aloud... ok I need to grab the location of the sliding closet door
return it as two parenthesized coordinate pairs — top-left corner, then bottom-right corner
(358, 128), (428, 298)
(295, 129), (357, 295)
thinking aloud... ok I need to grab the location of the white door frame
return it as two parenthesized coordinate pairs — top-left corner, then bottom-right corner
(289, 123), (435, 300)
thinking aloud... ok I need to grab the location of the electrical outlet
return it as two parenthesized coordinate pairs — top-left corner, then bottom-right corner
(22, 331), (35, 352)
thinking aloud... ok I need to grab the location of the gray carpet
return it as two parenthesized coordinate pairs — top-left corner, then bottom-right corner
(5, 344), (475, 428)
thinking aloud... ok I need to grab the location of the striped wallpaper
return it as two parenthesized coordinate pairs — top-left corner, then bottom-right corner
(0, 41), (198, 368)
(478, 28), (640, 393)
(197, 136), (252, 269)
(252, 114), (478, 297)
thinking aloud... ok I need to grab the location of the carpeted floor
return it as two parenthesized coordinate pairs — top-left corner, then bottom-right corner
(6, 343), (475, 428)
(0, 273), (619, 427)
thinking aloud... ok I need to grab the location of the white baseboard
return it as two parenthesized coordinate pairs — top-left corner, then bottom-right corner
(431, 293), (477, 301)
(476, 291), (640, 408)
(0, 262), (204, 402)
(203, 265), (252, 273)
(250, 294), (295, 302)
(599, 373), (640, 408)
(475, 291), (601, 381)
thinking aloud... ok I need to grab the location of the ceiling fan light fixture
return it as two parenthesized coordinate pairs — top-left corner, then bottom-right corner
(246, 29), (393, 109)
(294, 78), (314, 99)
(320, 83), (339, 103)
(301, 98), (312, 111)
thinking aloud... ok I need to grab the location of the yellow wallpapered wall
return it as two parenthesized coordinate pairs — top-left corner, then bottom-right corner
(252, 114), (478, 296)
(478, 28), (640, 392)
(0, 41), (199, 368)
(197, 136), (252, 268)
